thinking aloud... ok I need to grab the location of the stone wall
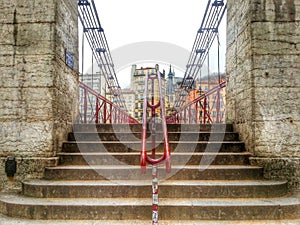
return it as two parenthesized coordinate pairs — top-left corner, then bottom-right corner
(0, 0), (78, 192)
(227, 0), (300, 191)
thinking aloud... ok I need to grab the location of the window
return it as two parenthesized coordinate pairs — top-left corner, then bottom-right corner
(213, 111), (217, 117)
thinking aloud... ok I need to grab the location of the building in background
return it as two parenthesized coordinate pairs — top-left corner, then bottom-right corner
(130, 65), (167, 122)
(121, 89), (135, 117)
(188, 73), (226, 122)
(80, 68), (226, 123)
(79, 72), (107, 122)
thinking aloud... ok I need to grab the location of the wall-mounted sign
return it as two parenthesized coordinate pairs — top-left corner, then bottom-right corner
(66, 50), (74, 69)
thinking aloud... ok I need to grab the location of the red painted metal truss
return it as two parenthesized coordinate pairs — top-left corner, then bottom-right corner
(140, 65), (171, 173)
(79, 82), (139, 124)
(167, 81), (226, 124)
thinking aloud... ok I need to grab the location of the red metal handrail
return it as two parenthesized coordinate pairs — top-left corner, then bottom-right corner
(140, 65), (171, 173)
(79, 82), (139, 124)
(167, 81), (226, 124)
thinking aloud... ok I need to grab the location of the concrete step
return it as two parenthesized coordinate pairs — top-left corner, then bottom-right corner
(73, 124), (234, 133)
(62, 141), (245, 153)
(58, 152), (251, 166)
(44, 165), (263, 180)
(1, 213), (300, 225)
(22, 180), (287, 198)
(68, 132), (240, 142)
(1, 193), (299, 220)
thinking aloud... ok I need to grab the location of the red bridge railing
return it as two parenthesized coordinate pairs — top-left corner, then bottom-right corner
(79, 82), (139, 124)
(140, 65), (171, 172)
(140, 65), (171, 225)
(167, 81), (226, 124)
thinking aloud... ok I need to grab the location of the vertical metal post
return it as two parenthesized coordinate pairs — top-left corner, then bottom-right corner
(110, 104), (113, 124)
(216, 89), (221, 123)
(188, 105), (192, 124)
(152, 165), (159, 225)
(195, 101), (199, 124)
(203, 97), (207, 124)
(95, 98), (99, 124)
(103, 102), (107, 124)
(151, 77), (156, 158)
(84, 88), (88, 124)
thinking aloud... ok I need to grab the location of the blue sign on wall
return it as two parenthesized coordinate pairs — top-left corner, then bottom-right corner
(66, 50), (74, 69)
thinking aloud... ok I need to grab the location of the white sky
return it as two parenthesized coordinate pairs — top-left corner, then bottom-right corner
(79, 0), (227, 88)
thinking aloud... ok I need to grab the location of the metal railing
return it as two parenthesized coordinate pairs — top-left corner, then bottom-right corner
(140, 65), (171, 225)
(140, 65), (171, 172)
(167, 81), (226, 124)
(78, 0), (127, 111)
(79, 82), (139, 124)
(174, 0), (227, 109)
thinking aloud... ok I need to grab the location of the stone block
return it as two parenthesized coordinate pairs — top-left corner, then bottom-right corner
(253, 54), (300, 87)
(16, 23), (55, 55)
(250, 157), (300, 191)
(21, 87), (54, 120)
(0, 24), (15, 45)
(0, 45), (14, 56)
(251, 23), (300, 55)
(0, 157), (58, 192)
(251, 0), (300, 22)
(15, 55), (54, 87)
(0, 87), (19, 120)
(15, 0), (55, 23)
(0, 55), (14, 67)
(0, 87), (54, 121)
(254, 87), (300, 121)
(227, 0), (251, 36)
(254, 122), (300, 157)
(0, 1), (16, 24)
(0, 121), (54, 157)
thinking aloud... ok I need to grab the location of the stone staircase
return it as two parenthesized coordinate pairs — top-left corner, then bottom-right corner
(0, 124), (300, 224)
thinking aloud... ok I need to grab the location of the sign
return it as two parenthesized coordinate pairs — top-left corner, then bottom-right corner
(66, 50), (74, 69)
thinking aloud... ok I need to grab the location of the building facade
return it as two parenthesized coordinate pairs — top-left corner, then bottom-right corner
(130, 65), (167, 122)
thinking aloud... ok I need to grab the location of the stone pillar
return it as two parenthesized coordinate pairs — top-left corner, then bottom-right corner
(227, 0), (300, 191)
(0, 0), (78, 191)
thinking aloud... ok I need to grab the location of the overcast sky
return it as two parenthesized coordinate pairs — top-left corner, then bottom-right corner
(79, 0), (227, 88)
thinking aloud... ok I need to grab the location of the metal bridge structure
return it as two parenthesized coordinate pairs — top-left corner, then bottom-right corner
(78, 0), (127, 111)
(78, 0), (227, 126)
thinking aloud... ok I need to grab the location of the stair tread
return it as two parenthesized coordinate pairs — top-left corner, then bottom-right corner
(24, 179), (286, 186)
(1, 193), (300, 206)
(64, 141), (244, 143)
(70, 132), (238, 134)
(1, 213), (299, 225)
(57, 152), (251, 156)
(46, 165), (262, 169)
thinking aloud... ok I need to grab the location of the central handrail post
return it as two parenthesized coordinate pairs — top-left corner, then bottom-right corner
(140, 65), (171, 172)
(140, 65), (171, 225)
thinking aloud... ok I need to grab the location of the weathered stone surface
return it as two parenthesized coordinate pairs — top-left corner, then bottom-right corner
(0, 24), (14, 45)
(254, 87), (300, 121)
(0, 0), (78, 192)
(15, 0), (56, 23)
(0, 121), (54, 157)
(250, 157), (300, 190)
(251, 0), (300, 22)
(16, 23), (55, 55)
(253, 54), (300, 87)
(227, 0), (300, 191)
(0, 157), (58, 192)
